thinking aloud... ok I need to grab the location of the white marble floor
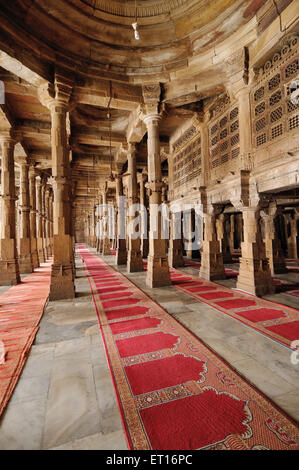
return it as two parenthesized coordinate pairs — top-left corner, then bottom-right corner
(0, 249), (298, 450)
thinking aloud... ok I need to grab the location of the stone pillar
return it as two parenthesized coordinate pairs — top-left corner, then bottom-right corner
(184, 211), (194, 259)
(101, 188), (110, 255)
(47, 95), (74, 299)
(237, 207), (274, 296)
(229, 213), (235, 253)
(261, 204), (287, 275)
(127, 143), (143, 272)
(217, 213), (232, 263)
(168, 209), (184, 267)
(139, 171), (149, 258)
(115, 176), (127, 265)
(36, 175), (46, 263)
(0, 133), (20, 285)
(200, 206), (226, 280)
(29, 166), (39, 269)
(143, 113), (170, 287)
(49, 189), (54, 255)
(18, 158), (33, 273)
(45, 184), (52, 257)
(41, 177), (48, 260)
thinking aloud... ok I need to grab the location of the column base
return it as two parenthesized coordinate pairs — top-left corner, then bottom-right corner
(19, 256), (33, 274)
(49, 263), (75, 301)
(168, 241), (185, 268)
(146, 255), (171, 288)
(127, 250), (143, 272)
(141, 239), (149, 258)
(200, 242), (226, 280)
(236, 257), (275, 297)
(102, 238), (110, 255)
(0, 259), (20, 285)
(18, 238), (33, 273)
(116, 239), (127, 265)
(31, 251), (39, 269)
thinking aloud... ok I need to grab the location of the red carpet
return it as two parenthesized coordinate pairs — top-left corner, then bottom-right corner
(0, 261), (51, 416)
(185, 259), (299, 293)
(79, 244), (299, 450)
(171, 270), (299, 349)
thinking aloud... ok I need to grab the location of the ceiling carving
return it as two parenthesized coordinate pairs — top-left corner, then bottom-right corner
(89, 0), (193, 17)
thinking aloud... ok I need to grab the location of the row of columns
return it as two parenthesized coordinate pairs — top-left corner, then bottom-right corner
(0, 134), (54, 285)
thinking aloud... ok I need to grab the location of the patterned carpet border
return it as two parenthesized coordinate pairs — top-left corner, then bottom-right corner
(0, 261), (52, 417)
(79, 245), (299, 451)
(170, 267), (299, 350)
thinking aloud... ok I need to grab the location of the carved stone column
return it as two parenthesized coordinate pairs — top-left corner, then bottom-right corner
(115, 176), (127, 265)
(217, 213), (232, 263)
(168, 209), (184, 268)
(127, 143), (143, 272)
(29, 165), (39, 269)
(143, 113), (170, 287)
(237, 206), (274, 296)
(49, 188), (54, 255)
(261, 204), (287, 275)
(0, 133), (20, 285)
(139, 171), (149, 258)
(200, 205), (226, 280)
(39, 75), (75, 300)
(45, 184), (52, 257)
(18, 157), (33, 273)
(36, 175), (46, 263)
(41, 177), (48, 260)
(102, 188), (111, 255)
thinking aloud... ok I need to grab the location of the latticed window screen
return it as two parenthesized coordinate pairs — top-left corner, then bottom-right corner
(209, 104), (240, 169)
(173, 134), (201, 189)
(251, 39), (299, 148)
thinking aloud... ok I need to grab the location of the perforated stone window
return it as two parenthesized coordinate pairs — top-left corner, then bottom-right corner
(271, 123), (283, 139)
(172, 130), (202, 193)
(254, 87), (264, 102)
(209, 102), (240, 169)
(251, 46), (299, 148)
(268, 73), (281, 91)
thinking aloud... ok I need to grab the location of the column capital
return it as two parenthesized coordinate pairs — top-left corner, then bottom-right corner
(0, 129), (16, 145)
(143, 113), (162, 127)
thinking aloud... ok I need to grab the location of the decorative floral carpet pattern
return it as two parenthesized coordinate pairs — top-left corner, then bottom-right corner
(0, 261), (51, 416)
(79, 245), (299, 450)
(170, 269), (299, 350)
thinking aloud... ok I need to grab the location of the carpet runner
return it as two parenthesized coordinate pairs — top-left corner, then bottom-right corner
(79, 244), (299, 450)
(184, 259), (299, 292)
(0, 261), (51, 417)
(169, 269), (299, 350)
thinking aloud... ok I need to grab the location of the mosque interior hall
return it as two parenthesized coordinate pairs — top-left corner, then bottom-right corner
(0, 0), (298, 451)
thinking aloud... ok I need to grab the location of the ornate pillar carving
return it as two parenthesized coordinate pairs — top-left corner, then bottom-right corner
(142, 107), (170, 287)
(38, 72), (75, 300)
(36, 175), (46, 263)
(168, 208), (184, 268)
(127, 143), (143, 272)
(261, 204), (287, 275)
(0, 133), (20, 285)
(115, 176), (127, 265)
(101, 187), (110, 255)
(29, 165), (39, 269)
(216, 213), (232, 263)
(236, 205), (274, 296)
(17, 157), (33, 273)
(200, 203), (226, 280)
(139, 170), (149, 258)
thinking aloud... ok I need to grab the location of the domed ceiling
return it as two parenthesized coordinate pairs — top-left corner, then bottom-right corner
(0, 0), (268, 81)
